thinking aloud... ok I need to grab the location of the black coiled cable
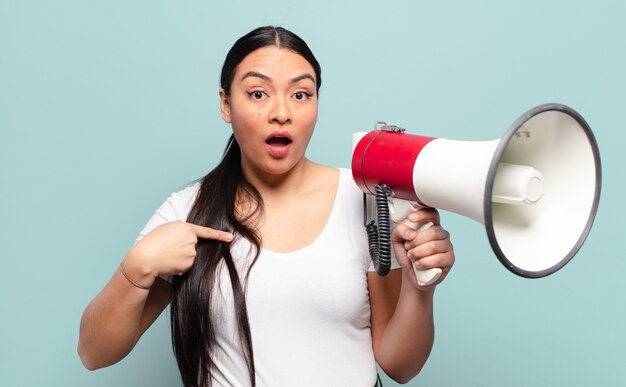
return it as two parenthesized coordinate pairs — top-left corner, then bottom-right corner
(365, 184), (392, 276)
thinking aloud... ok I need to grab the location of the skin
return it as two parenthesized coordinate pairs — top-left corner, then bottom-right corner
(77, 46), (455, 384)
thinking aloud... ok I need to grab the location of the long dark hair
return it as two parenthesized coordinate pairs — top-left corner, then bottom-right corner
(170, 26), (322, 387)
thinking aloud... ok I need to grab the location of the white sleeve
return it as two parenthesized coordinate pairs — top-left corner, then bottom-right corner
(134, 183), (201, 244)
(134, 183), (200, 283)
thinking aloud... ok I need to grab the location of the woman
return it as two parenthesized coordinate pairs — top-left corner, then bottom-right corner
(78, 26), (455, 387)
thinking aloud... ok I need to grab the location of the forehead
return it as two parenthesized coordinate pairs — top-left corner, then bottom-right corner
(234, 46), (316, 82)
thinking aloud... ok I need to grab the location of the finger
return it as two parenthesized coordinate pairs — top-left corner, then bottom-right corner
(406, 208), (440, 225)
(404, 226), (449, 250)
(407, 239), (452, 261)
(189, 224), (234, 242)
(413, 252), (454, 271)
(392, 223), (417, 243)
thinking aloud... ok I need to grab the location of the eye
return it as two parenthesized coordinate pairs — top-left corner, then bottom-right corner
(248, 90), (266, 100)
(293, 91), (312, 101)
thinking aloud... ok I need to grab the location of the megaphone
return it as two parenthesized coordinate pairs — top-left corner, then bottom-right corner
(352, 103), (601, 285)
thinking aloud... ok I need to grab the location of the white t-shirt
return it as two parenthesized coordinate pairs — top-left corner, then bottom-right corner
(136, 168), (400, 387)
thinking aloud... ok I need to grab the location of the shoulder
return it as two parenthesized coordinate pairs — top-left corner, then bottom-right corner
(168, 182), (201, 214)
(306, 165), (362, 199)
(306, 163), (356, 189)
(329, 167), (365, 220)
(135, 182), (201, 243)
(337, 167), (364, 199)
(151, 182), (202, 221)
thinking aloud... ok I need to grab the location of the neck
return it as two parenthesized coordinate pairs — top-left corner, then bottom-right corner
(241, 158), (315, 197)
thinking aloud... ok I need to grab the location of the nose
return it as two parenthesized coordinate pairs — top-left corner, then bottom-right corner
(270, 96), (291, 124)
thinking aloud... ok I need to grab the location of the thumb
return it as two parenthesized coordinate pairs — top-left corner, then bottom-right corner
(190, 224), (234, 242)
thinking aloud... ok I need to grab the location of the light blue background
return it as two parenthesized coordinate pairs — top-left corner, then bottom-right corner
(1, 1), (624, 386)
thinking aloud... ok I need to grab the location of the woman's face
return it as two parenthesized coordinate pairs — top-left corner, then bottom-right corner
(220, 46), (318, 179)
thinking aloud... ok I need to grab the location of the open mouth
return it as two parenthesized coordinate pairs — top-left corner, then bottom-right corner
(265, 135), (293, 147)
(265, 133), (293, 157)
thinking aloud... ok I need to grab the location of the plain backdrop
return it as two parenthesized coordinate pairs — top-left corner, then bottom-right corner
(1, 1), (624, 386)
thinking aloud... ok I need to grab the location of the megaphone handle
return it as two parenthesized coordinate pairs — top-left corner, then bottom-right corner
(401, 220), (443, 286)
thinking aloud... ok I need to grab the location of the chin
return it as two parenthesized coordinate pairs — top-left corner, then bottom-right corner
(262, 157), (306, 176)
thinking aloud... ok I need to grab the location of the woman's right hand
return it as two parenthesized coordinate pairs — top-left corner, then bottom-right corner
(123, 221), (234, 287)
(79, 220), (233, 370)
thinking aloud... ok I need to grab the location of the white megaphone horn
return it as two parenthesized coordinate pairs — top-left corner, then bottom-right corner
(352, 103), (601, 286)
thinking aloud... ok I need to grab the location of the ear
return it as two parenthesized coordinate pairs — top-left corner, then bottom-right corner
(219, 89), (231, 123)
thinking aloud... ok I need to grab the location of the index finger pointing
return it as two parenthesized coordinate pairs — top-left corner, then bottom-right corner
(190, 224), (234, 242)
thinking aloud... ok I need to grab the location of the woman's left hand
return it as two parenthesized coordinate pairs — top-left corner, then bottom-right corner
(391, 208), (455, 290)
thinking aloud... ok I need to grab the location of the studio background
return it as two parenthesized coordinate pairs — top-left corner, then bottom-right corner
(1, 1), (624, 386)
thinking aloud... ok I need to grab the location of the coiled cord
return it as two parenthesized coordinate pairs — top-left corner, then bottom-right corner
(366, 184), (392, 276)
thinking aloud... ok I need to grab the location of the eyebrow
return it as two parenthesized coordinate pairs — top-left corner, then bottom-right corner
(241, 71), (271, 82)
(289, 73), (316, 85)
(240, 71), (316, 86)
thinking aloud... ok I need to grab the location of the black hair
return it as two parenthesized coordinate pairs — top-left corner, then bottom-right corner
(220, 26), (321, 97)
(170, 26), (322, 387)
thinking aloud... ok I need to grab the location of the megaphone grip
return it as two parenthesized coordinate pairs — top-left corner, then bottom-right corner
(402, 220), (443, 286)
(414, 266), (443, 286)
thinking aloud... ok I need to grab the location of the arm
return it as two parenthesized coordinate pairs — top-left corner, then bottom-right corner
(368, 208), (454, 384)
(77, 221), (234, 370)
(78, 266), (170, 370)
